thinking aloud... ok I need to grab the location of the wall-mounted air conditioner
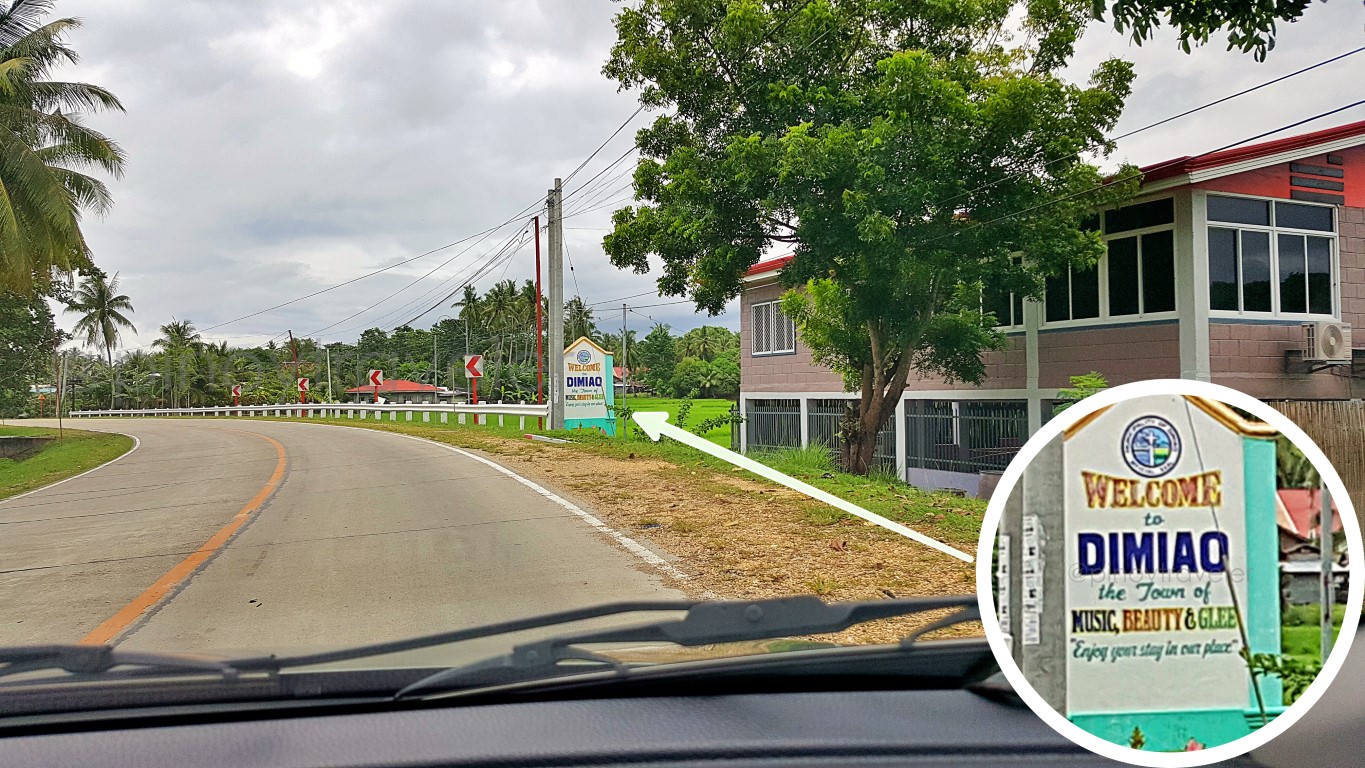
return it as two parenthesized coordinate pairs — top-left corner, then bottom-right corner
(1303, 321), (1352, 363)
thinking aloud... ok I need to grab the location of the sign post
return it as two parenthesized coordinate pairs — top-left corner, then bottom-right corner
(231, 384), (242, 409)
(1047, 395), (1281, 749)
(562, 337), (614, 436)
(368, 369), (384, 404)
(463, 354), (483, 423)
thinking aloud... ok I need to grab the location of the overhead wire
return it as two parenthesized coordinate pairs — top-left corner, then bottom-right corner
(195, 195), (544, 336)
(301, 218), (527, 339)
(927, 44), (1365, 214)
(915, 100), (1365, 249)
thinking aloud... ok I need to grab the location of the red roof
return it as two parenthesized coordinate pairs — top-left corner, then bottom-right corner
(745, 254), (795, 277)
(1278, 488), (1343, 540)
(344, 379), (442, 394)
(1141, 118), (1365, 184)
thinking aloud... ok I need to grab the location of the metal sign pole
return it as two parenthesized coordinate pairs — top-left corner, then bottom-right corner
(1322, 485), (1335, 662)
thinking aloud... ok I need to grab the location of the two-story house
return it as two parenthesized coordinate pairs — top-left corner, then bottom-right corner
(739, 119), (1365, 494)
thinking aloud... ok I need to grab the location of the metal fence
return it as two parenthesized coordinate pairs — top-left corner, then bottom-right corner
(70, 402), (549, 430)
(745, 399), (801, 451)
(904, 400), (1029, 474)
(807, 399), (895, 469)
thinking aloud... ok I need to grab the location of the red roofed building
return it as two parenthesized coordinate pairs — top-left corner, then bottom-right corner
(739, 120), (1365, 495)
(344, 379), (447, 404)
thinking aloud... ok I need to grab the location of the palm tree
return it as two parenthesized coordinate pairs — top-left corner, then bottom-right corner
(152, 317), (201, 353)
(65, 270), (134, 409)
(0, 1), (126, 293)
(565, 296), (596, 342)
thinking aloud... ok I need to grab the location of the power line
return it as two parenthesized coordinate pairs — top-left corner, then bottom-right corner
(930, 44), (1365, 213)
(562, 105), (646, 185)
(366, 224), (535, 331)
(586, 289), (660, 307)
(333, 225), (533, 337)
(301, 219), (526, 338)
(918, 100), (1365, 249)
(195, 196), (543, 336)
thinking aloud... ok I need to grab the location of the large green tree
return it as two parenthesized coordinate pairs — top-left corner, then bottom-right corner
(0, 0), (125, 294)
(65, 269), (133, 410)
(0, 288), (55, 415)
(1094, 0), (1326, 60)
(603, 0), (1138, 473)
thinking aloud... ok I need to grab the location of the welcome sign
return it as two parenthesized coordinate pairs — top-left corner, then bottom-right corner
(1062, 395), (1280, 746)
(562, 336), (615, 435)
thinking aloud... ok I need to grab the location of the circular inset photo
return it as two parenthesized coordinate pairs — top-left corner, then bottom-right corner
(976, 379), (1362, 767)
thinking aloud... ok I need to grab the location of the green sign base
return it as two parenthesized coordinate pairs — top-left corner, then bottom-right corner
(1071, 708), (1263, 751)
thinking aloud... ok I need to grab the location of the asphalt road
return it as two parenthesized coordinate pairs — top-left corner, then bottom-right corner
(1, 419), (683, 660)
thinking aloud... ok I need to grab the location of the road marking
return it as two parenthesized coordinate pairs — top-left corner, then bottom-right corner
(256, 420), (697, 587)
(0, 433), (141, 506)
(381, 430), (696, 584)
(80, 432), (287, 645)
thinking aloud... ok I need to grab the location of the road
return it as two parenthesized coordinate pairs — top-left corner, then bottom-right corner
(0, 418), (683, 660)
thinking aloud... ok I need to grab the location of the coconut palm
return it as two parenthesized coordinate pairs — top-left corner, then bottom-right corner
(152, 317), (201, 353)
(564, 296), (596, 343)
(65, 270), (134, 409)
(0, 1), (126, 293)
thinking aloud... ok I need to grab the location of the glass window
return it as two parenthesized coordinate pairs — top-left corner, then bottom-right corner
(1208, 195), (1270, 226)
(1278, 234), (1307, 314)
(1207, 195), (1337, 317)
(1045, 273), (1069, 323)
(1104, 198), (1175, 234)
(1107, 236), (1139, 316)
(983, 284), (1012, 327)
(1307, 236), (1333, 315)
(1208, 228), (1239, 311)
(1275, 201), (1333, 232)
(751, 301), (794, 355)
(1071, 265), (1099, 319)
(1242, 231), (1272, 313)
(1141, 230), (1176, 313)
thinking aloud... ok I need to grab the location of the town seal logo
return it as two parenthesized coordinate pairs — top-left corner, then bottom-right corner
(576, 349), (592, 364)
(1121, 416), (1181, 478)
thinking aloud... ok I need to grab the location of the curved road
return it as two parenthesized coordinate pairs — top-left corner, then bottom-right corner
(1, 419), (682, 658)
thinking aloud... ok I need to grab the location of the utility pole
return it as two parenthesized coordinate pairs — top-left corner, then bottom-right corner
(534, 214), (544, 411)
(432, 331), (438, 389)
(325, 346), (334, 403)
(621, 303), (628, 415)
(288, 331), (302, 404)
(547, 178), (565, 429)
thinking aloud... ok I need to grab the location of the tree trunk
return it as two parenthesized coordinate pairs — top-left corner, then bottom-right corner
(107, 346), (115, 411)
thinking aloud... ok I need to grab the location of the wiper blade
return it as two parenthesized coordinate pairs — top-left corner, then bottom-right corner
(395, 594), (976, 699)
(0, 645), (240, 683)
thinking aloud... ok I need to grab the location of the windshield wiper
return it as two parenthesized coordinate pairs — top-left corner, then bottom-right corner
(0, 645), (241, 683)
(393, 594), (978, 699)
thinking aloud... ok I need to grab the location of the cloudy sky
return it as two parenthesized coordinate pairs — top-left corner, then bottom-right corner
(48, 0), (1365, 353)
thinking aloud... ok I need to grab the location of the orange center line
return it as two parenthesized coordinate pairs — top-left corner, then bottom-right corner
(80, 432), (288, 646)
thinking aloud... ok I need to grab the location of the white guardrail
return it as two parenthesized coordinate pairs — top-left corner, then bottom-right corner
(69, 402), (550, 429)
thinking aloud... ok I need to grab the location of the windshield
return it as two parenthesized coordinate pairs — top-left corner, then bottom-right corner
(2, 0), (1362, 737)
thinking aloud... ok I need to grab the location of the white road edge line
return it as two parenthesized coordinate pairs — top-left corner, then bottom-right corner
(0, 433), (142, 506)
(245, 420), (696, 586)
(388, 432), (694, 583)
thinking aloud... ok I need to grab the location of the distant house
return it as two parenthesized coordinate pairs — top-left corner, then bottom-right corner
(1277, 488), (1347, 605)
(344, 379), (447, 404)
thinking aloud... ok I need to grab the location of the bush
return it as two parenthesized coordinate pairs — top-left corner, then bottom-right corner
(760, 444), (836, 475)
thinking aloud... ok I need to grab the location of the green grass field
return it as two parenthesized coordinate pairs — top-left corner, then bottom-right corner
(1282, 603), (1346, 664)
(612, 397), (736, 447)
(0, 425), (134, 500)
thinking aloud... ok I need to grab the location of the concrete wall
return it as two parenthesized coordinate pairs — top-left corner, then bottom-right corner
(1036, 321), (1180, 389)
